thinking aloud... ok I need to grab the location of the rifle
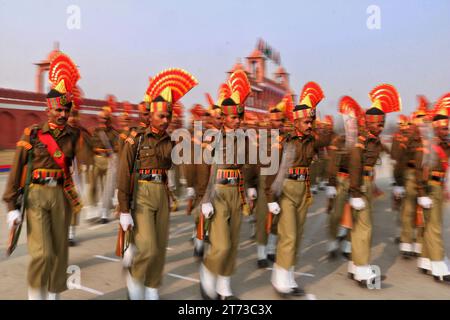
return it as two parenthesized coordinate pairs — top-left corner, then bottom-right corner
(6, 129), (36, 256)
(115, 135), (142, 257)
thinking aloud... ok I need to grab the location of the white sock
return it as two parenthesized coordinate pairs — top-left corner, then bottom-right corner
(126, 271), (144, 300)
(144, 287), (159, 300)
(216, 276), (232, 297)
(257, 245), (267, 260)
(28, 287), (47, 300)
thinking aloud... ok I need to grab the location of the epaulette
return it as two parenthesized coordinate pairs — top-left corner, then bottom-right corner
(125, 137), (135, 145)
(119, 133), (128, 140)
(17, 140), (32, 150)
(23, 124), (39, 136)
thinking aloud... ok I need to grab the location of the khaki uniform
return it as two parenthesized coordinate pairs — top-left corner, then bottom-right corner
(88, 126), (119, 207)
(418, 139), (450, 277)
(392, 128), (425, 255)
(70, 124), (93, 226)
(266, 128), (332, 273)
(3, 122), (80, 293)
(185, 127), (215, 234)
(348, 134), (384, 280)
(254, 130), (286, 256)
(326, 135), (351, 254)
(118, 128), (174, 288)
(203, 130), (258, 277)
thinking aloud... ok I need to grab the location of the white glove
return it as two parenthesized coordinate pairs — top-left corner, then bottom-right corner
(186, 187), (196, 199)
(201, 203), (214, 219)
(247, 188), (257, 200)
(119, 213), (134, 231)
(393, 186), (406, 198)
(267, 202), (281, 215)
(7, 209), (21, 230)
(418, 196), (432, 209)
(122, 244), (136, 268)
(326, 186), (337, 199)
(350, 197), (366, 211)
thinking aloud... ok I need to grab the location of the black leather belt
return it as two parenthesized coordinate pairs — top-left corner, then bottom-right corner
(287, 174), (309, 181)
(31, 177), (64, 186)
(138, 173), (166, 183)
(216, 177), (239, 185)
(431, 176), (445, 183)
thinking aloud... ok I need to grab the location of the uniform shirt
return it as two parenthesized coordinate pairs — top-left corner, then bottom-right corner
(117, 127), (174, 213)
(392, 126), (426, 196)
(265, 126), (333, 203)
(90, 125), (119, 155)
(3, 122), (80, 211)
(349, 133), (384, 198)
(326, 135), (350, 187)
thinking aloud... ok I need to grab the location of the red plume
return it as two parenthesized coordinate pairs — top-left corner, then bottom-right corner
(146, 68), (198, 103)
(228, 69), (251, 104)
(48, 52), (80, 93)
(339, 96), (363, 117)
(299, 82), (324, 108)
(369, 84), (401, 113)
(205, 93), (215, 107)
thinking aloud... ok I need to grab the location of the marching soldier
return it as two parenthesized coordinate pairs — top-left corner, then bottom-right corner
(254, 96), (291, 268)
(326, 97), (364, 259)
(4, 52), (82, 299)
(390, 114), (411, 244)
(417, 94), (450, 282)
(347, 84), (400, 286)
(67, 106), (93, 246)
(117, 68), (198, 300)
(187, 100), (222, 258)
(268, 82), (332, 297)
(88, 106), (119, 223)
(199, 70), (258, 300)
(117, 102), (133, 156)
(393, 108), (427, 257)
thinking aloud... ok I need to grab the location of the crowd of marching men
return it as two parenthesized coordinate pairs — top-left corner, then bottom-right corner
(3, 51), (449, 300)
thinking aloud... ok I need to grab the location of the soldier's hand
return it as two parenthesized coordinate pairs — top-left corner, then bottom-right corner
(418, 196), (432, 209)
(186, 187), (196, 199)
(201, 203), (214, 218)
(119, 213), (134, 231)
(349, 197), (366, 211)
(393, 186), (406, 199)
(267, 202), (281, 215)
(247, 188), (257, 200)
(7, 210), (21, 230)
(326, 186), (337, 199)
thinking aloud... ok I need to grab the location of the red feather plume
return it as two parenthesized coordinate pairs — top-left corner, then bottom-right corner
(369, 84), (401, 113)
(48, 52), (80, 93)
(228, 69), (251, 105)
(339, 96), (363, 118)
(299, 82), (324, 108)
(146, 68), (198, 103)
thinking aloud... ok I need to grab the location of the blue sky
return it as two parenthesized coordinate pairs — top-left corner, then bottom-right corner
(1, 0), (449, 117)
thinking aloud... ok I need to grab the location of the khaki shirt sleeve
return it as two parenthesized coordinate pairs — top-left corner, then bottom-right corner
(326, 137), (340, 187)
(314, 127), (333, 149)
(117, 136), (138, 213)
(3, 133), (30, 211)
(349, 145), (363, 198)
(413, 139), (426, 197)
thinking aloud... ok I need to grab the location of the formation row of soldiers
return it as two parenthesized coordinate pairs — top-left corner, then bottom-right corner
(3, 51), (449, 300)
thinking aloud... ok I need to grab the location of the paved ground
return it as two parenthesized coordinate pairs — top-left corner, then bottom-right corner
(1, 155), (450, 300)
